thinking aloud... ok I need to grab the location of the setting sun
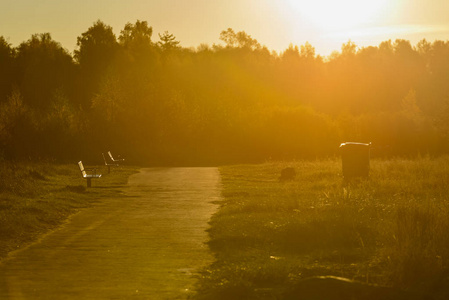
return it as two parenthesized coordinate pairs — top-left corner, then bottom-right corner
(285, 0), (390, 30)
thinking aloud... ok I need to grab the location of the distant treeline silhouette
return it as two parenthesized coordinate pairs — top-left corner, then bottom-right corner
(1, 20), (448, 164)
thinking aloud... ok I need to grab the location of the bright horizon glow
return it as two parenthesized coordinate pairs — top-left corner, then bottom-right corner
(285, 0), (390, 31)
(0, 0), (449, 57)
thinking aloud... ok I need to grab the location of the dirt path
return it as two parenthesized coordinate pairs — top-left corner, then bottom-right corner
(0, 167), (220, 299)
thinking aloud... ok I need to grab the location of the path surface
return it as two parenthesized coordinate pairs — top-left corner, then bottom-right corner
(0, 167), (221, 299)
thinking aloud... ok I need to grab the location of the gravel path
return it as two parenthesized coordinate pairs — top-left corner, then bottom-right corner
(0, 167), (220, 299)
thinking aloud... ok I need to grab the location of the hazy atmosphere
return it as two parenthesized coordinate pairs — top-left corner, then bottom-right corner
(2, 1), (449, 299)
(2, 0), (449, 55)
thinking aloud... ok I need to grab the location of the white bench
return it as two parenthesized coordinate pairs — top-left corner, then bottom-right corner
(102, 153), (118, 174)
(108, 151), (124, 163)
(78, 161), (101, 187)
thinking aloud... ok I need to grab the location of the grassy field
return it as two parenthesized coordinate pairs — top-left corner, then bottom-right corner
(3, 157), (449, 298)
(195, 156), (449, 299)
(0, 159), (138, 261)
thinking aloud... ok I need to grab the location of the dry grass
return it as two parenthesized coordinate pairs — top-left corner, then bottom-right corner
(195, 156), (449, 299)
(0, 160), (138, 260)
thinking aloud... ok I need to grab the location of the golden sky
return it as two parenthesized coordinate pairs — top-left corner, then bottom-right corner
(1, 0), (449, 56)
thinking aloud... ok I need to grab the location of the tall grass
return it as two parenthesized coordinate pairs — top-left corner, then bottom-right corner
(195, 156), (449, 299)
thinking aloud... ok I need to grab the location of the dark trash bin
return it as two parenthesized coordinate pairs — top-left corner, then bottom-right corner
(339, 142), (371, 179)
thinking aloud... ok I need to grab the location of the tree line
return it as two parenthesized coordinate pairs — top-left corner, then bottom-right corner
(1, 20), (449, 165)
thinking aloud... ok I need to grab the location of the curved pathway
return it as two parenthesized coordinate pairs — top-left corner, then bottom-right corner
(0, 167), (220, 299)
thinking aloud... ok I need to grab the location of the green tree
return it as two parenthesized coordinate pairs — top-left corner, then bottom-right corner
(74, 20), (118, 107)
(416, 38), (431, 56)
(119, 20), (153, 49)
(236, 31), (260, 50)
(75, 20), (118, 67)
(0, 36), (15, 103)
(379, 39), (394, 55)
(219, 28), (261, 50)
(281, 43), (300, 61)
(15, 33), (75, 109)
(117, 20), (158, 82)
(219, 28), (238, 48)
(157, 31), (180, 52)
(0, 89), (36, 158)
(341, 40), (357, 57)
(300, 41), (316, 59)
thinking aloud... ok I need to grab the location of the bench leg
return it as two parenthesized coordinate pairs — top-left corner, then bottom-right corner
(87, 178), (91, 188)
(108, 165), (110, 174)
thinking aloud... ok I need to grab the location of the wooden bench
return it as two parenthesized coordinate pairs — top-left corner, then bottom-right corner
(108, 151), (124, 163)
(102, 153), (118, 174)
(78, 161), (101, 187)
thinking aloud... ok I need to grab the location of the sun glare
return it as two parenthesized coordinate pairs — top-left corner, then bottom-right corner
(286, 0), (389, 31)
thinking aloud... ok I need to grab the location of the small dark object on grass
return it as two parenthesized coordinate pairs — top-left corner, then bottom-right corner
(279, 167), (296, 181)
(64, 185), (86, 193)
(28, 170), (47, 181)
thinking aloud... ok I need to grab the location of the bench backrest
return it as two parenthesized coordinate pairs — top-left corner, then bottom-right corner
(78, 161), (87, 177)
(108, 151), (114, 161)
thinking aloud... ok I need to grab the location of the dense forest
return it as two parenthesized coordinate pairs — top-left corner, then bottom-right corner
(1, 20), (449, 165)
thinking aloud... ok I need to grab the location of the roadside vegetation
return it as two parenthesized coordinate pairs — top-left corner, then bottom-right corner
(0, 159), (138, 261)
(195, 156), (449, 299)
(2, 22), (449, 165)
